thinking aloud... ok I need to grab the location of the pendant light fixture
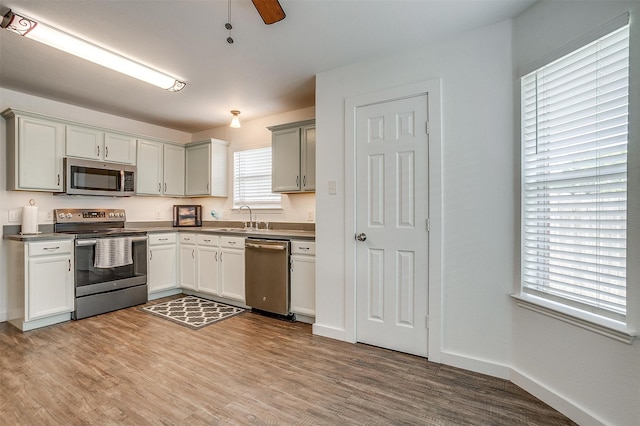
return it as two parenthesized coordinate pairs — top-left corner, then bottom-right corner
(0, 8), (186, 92)
(230, 110), (241, 128)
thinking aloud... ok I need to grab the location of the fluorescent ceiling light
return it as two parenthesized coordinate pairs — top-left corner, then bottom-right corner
(1, 9), (186, 92)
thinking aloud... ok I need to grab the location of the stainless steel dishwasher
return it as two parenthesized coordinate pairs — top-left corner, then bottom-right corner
(245, 238), (291, 316)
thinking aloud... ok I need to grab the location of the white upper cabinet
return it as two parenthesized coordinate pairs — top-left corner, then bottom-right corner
(185, 138), (229, 197)
(136, 140), (185, 196)
(3, 110), (65, 192)
(269, 119), (315, 193)
(66, 125), (136, 164)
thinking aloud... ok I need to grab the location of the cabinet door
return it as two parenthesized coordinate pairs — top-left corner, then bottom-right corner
(163, 144), (185, 196)
(301, 126), (316, 192)
(272, 127), (301, 192)
(27, 254), (73, 321)
(179, 244), (197, 290)
(104, 133), (136, 164)
(17, 116), (65, 191)
(185, 143), (211, 196)
(136, 140), (163, 195)
(290, 255), (316, 317)
(197, 246), (220, 296)
(209, 141), (229, 197)
(220, 248), (245, 302)
(66, 125), (103, 160)
(148, 244), (178, 292)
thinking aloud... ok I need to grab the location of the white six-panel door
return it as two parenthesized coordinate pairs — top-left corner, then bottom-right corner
(355, 94), (429, 357)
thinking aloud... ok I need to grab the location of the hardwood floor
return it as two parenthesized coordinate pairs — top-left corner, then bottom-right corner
(0, 296), (576, 425)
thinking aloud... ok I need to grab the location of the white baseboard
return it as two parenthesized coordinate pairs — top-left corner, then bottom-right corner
(312, 323), (347, 341)
(440, 350), (511, 379)
(510, 369), (605, 426)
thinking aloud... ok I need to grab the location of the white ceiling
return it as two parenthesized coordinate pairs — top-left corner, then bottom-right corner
(0, 0), (536, 133)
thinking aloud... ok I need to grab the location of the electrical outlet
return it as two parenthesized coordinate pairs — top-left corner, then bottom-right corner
(8, 208), (21, 222)
(155, 211), (161, 220)
(307, 210), (314, 221)
(47, 210), (53, 220)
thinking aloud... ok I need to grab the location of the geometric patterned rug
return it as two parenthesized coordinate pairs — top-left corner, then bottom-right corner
(142, 296), (245, 330)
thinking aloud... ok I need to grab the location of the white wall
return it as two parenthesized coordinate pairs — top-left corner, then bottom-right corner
(511, 2), (640, 426)
(315, 20), (516, 376)
(0, 89), (315, 321)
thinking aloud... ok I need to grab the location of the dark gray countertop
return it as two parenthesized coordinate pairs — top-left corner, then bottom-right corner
(3, 224), (315, 242)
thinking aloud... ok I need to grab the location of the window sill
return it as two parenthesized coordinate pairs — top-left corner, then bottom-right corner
(511, 293), (636, 344)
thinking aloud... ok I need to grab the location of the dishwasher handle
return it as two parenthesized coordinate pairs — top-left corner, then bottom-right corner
(245, 242), (287, 251)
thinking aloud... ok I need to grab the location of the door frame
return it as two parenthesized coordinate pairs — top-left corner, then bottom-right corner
(344, 79), (443, 362)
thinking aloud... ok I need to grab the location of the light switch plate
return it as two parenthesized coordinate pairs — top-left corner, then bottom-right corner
(328, 179), (337, 195)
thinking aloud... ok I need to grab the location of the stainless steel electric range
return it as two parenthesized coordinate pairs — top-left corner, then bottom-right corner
(54, 208), (148, 319)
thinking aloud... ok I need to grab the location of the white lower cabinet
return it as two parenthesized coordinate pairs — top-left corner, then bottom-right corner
(178, 234), (243, 302)
(179, 234), (197, 290)
(7, 238), (75, 331)
(196, 235), (220, 296)
(219, 236), (245, 303)
(290, 240), (316, 319)
(148, 233), (179, 295)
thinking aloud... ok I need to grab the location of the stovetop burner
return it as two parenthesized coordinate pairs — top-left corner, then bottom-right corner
(53, 208), (145, 238)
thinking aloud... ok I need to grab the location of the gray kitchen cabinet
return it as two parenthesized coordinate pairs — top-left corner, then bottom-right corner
(3, 109), (65, 192)
(290, 240), (316, 320)
(219, 236), (245, 303)
(148, 233), (179, 297)
(66, 125), (136, 164)
(185, 138), (229, 197)
(6, 238), (75, 331)
(136, 140), (185, 196)
(269, 119), (315, 193)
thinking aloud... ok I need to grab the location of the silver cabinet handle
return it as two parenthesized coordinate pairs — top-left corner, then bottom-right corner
(192, 249), (195, 258)
(356, 233), (367, 242)
(150, 249), (153, 260)
(68, 259), (71, 271)
(215, 251), (218, 262)
(105, 146), (109, 158)
(43, 246), (60, 251)
(164, 182), (167, 192)
(158, 238), (168, 242)
(57, 174), (60, 186)
(97, 145), (100, 157)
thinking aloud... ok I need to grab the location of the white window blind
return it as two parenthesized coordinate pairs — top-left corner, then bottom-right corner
(521, 25), (629, 321)
(233, 147), (281, 208)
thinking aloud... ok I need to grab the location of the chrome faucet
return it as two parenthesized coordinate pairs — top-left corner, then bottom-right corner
(239, 205), (253, 229)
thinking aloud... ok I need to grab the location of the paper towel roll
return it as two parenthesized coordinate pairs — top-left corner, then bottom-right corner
(22, 205), (39, 234)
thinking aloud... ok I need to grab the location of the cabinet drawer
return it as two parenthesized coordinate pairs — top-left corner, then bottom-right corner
(197, 234), (219, 246)
(220, 236), (244, 248)
(148, 233), (177, 245)
(179, 233), (197, 244)
(291, 241), (315, 255)
(29, 240), (73, 256)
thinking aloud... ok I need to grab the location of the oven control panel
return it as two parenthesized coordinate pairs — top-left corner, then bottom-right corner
(54, 208), (126, 223)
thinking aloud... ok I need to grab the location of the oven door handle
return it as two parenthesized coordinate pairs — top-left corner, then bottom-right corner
(76, 236), (147, 246)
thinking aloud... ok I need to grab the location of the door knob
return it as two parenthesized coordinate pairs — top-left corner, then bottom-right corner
(355, 233), (367, 242)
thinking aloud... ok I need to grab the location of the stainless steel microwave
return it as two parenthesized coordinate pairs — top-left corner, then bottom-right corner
(64, 158), (136, 196)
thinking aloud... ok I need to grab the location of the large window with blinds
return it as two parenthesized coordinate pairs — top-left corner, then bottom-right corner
(520, 24), (629, 322)
(233, 147), (281, 209)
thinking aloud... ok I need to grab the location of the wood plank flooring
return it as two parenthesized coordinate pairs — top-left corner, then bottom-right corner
(0, 296), (576, 425)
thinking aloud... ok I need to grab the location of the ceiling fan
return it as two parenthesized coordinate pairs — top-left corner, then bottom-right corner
(251, 0), (286, 25)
